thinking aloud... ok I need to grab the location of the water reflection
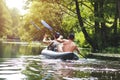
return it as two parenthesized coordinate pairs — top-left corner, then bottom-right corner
(0, 41), (41, 58)
(0, 41), (120, 80)
(22, 58), (120, 80)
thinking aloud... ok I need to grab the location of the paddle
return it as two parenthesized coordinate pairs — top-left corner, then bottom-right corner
(75, 48), (87, 59)
(30, 21), (40, 30)
(40, 20), (55, 38)
(40, 20), (53, 31)
(79, 53), (87, 59)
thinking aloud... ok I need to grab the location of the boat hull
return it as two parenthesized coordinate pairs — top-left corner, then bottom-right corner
(41, 48), (79, 60)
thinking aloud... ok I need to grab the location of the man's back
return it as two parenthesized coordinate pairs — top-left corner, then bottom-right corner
(62, 39), (77, 52)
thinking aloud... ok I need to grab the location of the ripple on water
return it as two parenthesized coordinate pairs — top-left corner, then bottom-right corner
(0, 55), (120, 80)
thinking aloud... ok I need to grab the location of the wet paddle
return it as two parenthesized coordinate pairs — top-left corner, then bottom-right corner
(79, 53), (87, 59)
(40, 20), (53, 31)
(40, 20), (55, 37)
(76, 49), (87, 59)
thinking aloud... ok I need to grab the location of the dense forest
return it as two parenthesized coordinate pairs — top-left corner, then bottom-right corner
(0, 0), (120, 52)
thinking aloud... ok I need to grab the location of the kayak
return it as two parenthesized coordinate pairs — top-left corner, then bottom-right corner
(41, 48), (79, 60)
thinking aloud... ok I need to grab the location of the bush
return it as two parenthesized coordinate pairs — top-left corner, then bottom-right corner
(103, 47), (120, 53)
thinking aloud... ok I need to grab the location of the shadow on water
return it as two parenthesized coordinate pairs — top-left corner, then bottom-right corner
(0, 41), (120, 80)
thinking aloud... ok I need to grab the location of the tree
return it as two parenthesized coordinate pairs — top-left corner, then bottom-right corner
(56, 0), (119, 52)
(74, 0), (120, 52)
(21, 0), (64, 41)
(19, 0), (120, 52)
(0, 0), (12, 37)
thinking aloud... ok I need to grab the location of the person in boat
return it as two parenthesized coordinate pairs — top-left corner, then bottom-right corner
(43, 32), (61, 51)
(58, 33), (80, 54)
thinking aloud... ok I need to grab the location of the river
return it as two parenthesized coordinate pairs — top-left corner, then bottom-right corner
(0, 41), (120, 80)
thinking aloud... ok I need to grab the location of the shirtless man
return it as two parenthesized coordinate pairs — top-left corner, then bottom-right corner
(43, 32), (61, 51)
(58, 33), (87, 59)
(62, 33), (80, 53)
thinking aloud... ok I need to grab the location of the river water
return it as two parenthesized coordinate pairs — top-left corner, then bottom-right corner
(0, 41), (120, 80)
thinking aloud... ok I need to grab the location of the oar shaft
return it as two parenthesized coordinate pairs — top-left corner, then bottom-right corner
(31, 21), (40, 30)
(80, 53), (87, 59)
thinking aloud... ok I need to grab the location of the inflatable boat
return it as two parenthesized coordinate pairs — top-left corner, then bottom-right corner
(41, 48), (79, 60)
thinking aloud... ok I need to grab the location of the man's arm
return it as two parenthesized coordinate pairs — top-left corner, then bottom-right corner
(75, 46), (87, 59)
(76, 47), (80, 54)
(43, 34), (52, 44)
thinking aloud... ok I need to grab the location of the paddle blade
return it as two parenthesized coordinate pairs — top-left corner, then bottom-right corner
(30, 21), (40, 30)
(41, 20), (53, 31)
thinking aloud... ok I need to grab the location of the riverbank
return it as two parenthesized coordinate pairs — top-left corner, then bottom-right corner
(87, 53), (120, 60)
(1, 40), (47, 47)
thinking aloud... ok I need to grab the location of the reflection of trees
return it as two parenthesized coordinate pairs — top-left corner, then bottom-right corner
(0, 41), (3, 58)
(22, 60), (56, 80)
(55, 62), (91, 79)
(0, 43), (19, 58)
(22, 61), (43, 80)
(22, 60), (92, 80)
(0, 42), (41, 58)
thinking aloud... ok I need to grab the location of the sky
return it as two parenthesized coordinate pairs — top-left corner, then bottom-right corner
(5, 0), (27, 15)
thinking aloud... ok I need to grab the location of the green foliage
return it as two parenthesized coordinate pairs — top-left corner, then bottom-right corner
(0, 0), (119, 53)
(62, 14), (78, 33)
(22, 60), (55, 80)
(22, 61), (43, 80)
(103, 47), (120, 53)
(75, 32), (85, 46)
(0, 0), (12, 37)
(20, 0), (64, 41)
(75, 32), (91, 48)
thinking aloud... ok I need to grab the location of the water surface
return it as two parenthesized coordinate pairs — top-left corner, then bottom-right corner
(0, 41), (120, 80)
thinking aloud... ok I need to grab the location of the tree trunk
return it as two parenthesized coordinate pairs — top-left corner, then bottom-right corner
(117, 0), (120, 30)
(75, 0), (98, 52)
(99, 0), (108, 48)
(94, 0), (100, 50)
(111, 0), (119, 47)
(118, 0), (120, 19)
(94, 1), (99, 33)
